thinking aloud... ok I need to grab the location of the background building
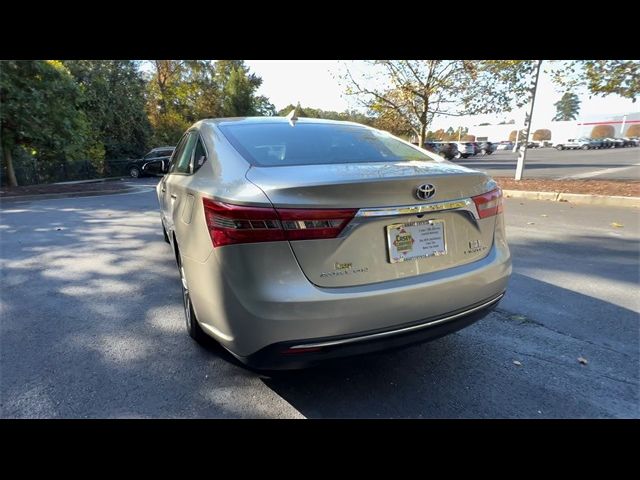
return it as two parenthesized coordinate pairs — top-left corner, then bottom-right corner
(468, 111), (639, 143)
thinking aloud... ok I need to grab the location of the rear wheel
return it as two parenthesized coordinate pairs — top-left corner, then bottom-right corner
(176, 247), (208, 343)
(556, 145), (564, 150)
(129, 166), (141, 178)
(581, 144), (589, 150)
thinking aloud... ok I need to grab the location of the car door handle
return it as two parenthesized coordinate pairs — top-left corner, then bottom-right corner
(170, 194), (177, 199)
(161, 187), (166, 193)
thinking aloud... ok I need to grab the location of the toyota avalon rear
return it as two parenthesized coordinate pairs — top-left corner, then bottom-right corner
(156, 117), (511, 370)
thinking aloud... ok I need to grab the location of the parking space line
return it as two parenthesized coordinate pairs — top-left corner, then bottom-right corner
(558, 162), (640, 180)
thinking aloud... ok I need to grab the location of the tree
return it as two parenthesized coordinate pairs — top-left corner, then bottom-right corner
(509, 129), (527, 142)
(479, 122), (491, 126)
(591, 125), (615, 138)
(217, 61), (263, 116)
(533, 129), (552, 141)
(553, 92), (581, 121)
(64, 60), (151, 161)
(254, 95), (276, 116)
(340, 60), (536, 147)
(145, 60), (267, 145)
(550, 61), (639, 102)
(0, 61), (93, 186)
(626, 124), (640, 137)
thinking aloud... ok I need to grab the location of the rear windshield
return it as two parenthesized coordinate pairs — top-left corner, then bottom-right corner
(218, 123), (435, 167)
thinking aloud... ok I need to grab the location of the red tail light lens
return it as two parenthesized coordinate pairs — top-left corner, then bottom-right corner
(472, 188), (503, 219)
(203, 198), (357, 247)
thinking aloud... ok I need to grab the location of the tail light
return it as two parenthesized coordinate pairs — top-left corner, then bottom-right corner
(472, 188), (503, 219)
(203, 198), (357, 247)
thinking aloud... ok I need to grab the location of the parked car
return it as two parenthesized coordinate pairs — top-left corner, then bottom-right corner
(496, 142), (513, 151)
(126, 146), (175, 178)
(423, 141), (440, 154)
(622, 137), (640, 147)
(155, 117), (511, 370)
(587, 138), (603, 149)
(555, 138), (591, 150)
(598, 138), (614, 148)
(432, 141), (459, 160)
(477, 142), (495, 155)
(453, 142), (475, 158)
(610, 138), (625, 148)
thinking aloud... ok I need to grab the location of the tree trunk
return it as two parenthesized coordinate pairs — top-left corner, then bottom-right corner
(418, 121), (428, 148)
(2, 141), (18, 187)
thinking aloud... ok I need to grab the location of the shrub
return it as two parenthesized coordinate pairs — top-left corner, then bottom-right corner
(533, 129), (551, 141)
(590, 125), (615, 138)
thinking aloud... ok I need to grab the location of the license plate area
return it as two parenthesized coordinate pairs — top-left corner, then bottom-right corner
(386, 219), (446, 264)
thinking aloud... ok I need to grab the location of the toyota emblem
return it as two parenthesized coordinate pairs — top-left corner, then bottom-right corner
(416, 184), (436, 200)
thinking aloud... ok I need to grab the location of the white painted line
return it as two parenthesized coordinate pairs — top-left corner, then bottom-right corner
(558, 162), (640, 180)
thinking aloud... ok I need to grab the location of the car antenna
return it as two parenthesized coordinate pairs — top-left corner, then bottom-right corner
(286, 104), (299, 127)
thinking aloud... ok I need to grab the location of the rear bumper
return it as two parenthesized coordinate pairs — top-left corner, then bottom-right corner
(240, 292), (505, 370)
(183, 222), (511, 359)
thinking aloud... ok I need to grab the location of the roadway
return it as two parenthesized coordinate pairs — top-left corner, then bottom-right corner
(456, 147), (640, 180)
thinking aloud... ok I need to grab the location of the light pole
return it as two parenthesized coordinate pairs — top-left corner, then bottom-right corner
(515, 60), (543, 181)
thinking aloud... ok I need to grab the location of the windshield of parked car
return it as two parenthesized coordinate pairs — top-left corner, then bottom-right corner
(218, 123), (436, 167)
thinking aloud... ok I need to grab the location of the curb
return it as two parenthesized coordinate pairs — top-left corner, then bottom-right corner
(503, 189), (640, 208)
(0, 187), (136, 203)
(52, 177), (125, 186)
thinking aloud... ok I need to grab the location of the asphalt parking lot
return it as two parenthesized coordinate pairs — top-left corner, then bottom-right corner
(1, 179), (638, 418)
(456, 147), (640, 180)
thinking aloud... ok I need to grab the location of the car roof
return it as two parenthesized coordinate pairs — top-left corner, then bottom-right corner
(200, 117), (369, 128)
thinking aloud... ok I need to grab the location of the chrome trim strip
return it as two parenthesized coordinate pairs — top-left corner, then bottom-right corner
(355, 198), (479, 220)
(289, 293), (504, 350)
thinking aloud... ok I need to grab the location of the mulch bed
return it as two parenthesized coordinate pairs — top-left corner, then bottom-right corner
(0, 179), (130, 198)
(495, 177), (640, 198)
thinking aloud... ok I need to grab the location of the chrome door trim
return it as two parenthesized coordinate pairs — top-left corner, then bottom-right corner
(288, 293), (504, 350)
(355, 197), (479, 220)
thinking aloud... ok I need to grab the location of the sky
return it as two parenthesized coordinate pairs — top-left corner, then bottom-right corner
(245, 60), (638, 130)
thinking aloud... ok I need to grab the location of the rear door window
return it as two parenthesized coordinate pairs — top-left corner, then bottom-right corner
(171, 132), (198, 174)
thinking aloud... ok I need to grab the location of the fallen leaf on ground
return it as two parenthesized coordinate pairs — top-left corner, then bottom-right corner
(610, 222), (624, 228)
(541, 214), (548, 217)
(527, 222), (535, 225)
(513, 360), (522, 366)
(578, 357), (588, 365)
(510, 314), (527, 321)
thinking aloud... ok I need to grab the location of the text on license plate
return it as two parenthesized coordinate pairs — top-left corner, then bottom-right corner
(386, 220), (446, 264)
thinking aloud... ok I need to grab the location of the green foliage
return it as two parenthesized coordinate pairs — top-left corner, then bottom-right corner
(553, 92), (581, 121)
(533, 129), (552, 141)
(1, 60), (97, 186)
(590, 125), (615, 138)
(63, 60), (151, 160)
(276, 103), (376, 126)
(550, 60), (639, 102)
(145, 60), (266, 146)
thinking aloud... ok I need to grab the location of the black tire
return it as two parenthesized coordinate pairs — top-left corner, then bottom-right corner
(176, 247), (208, 343)
(481, 148), (487, 155)
(581, 144), (589, 150)
(556, 145), (564, 150)
(129, 166), (141, 178)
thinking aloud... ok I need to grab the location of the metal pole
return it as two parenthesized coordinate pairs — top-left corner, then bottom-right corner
(458, 126), (462, 142)
(620, 115), (627, 137)
(515, 60), (542, 181)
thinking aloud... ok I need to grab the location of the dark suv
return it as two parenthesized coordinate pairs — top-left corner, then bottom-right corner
(126, 147), (175, 178)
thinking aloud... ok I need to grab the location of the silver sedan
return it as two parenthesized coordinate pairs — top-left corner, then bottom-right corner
(154, 117), (511, 369)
